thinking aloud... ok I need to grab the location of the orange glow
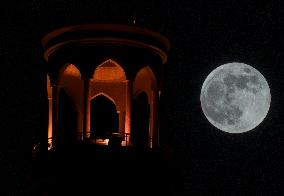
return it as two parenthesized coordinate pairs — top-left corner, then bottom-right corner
(46, 63), (157, 148)
(90, 59), (129, 144)
(125, 80), (131, 136)
(42, 24), (169, 151)
(121, 133), (131, 146)
(85, 79), (91, 139)
(47, 75), (53, 150)
(60, 64), (81, 77)
(133, 67), (157, 148)
(93, 59), (126, 81)
(92, 92), (116, 105)
(48, 138), (53, 150)
(133, 66), (157, 100)
(58, 63), (84, 134)
(95, 139), (109, 145)
(48, 99), (53, 140)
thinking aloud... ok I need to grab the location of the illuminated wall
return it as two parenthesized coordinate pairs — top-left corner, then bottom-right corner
(46, 62), (159, 148)
(42, 24), (170, 151)
(47, 75), (53, 149)
(133, 66), (158, 148)
(57, 64), (84, 140)
(47, 64), (83, 144)
(90, 60), (129, 145)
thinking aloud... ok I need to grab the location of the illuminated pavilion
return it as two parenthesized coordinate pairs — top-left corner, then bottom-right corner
(42, 24), (170, 152)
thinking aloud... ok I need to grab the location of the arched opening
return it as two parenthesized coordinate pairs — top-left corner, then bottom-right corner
(57, 63), (83, 140)
(42, 25), (169, 153)
(131, 92), (150, 149)
(58, 89), (77, 148)
(133, 66), (158, 148)
(90, 95), (119, 142)
(93, 59), (126, 81)
(90, 59), (128, 145)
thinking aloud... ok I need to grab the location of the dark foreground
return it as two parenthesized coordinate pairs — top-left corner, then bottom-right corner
(29, 144), (181, 196)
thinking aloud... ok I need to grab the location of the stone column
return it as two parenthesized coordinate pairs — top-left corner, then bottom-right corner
(83, 77), (91, 140)
(152, 89), (159, 150)
(125, 80), (132, 145)
(47, 92), (53, 148)
(51, 83), (59, 148)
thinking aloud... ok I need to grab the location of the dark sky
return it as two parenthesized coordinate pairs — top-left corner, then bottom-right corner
(1, 0), (284, 195)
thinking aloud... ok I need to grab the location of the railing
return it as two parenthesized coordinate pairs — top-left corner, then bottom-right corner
(32, 137), (54, 158)
(149, 137), (153, 149)
(32, 132), (153, 157)
(48, 137), (53, 150)
(76, 131), (131, 146)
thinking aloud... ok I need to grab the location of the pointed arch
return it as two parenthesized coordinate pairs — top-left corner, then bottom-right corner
(91, 92), (117, 109)
(57, 63), (83, 107)
(92, 59), (126, 81)
(133, 66), (157, 101)
(57, 63), (84, 137)
(133, 66), (158, 149)
(90, 93), (119, 140)
(58, 63), (81, 85)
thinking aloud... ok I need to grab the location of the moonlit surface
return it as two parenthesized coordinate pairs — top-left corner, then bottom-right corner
(200, 62), (271, 133)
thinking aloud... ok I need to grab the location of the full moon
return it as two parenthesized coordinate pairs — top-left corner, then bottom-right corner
(200, 62), (271, 133)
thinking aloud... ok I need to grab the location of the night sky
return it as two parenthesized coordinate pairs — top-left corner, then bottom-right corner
(2, 0), (284, 195)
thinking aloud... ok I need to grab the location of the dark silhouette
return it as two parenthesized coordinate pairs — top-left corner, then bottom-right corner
(90, 95), (119, 139)
(131, 92), (150, 150)
(58, 89), (77, 148)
